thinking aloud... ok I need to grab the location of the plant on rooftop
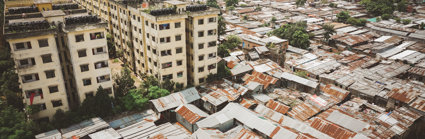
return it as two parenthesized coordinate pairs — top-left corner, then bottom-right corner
(337, 11), (350, 23)
(347, 17), (366, 26)
(402, 19), (411, 25)
(295, 71), (308, 79)
(322, 23), (336, 44)
(381, 14), (392, 20)
(329, 3), (337, 8)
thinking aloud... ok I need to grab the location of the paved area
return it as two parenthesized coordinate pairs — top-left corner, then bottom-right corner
(109, 58), (142, 87)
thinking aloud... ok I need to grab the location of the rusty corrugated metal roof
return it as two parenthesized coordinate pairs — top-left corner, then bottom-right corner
(243, 70), (278, 89)
(409, 97), (425, 113)
(309, 117), (357, 139)
(287, 102), (321, 121)
(266, 100), (290, 115)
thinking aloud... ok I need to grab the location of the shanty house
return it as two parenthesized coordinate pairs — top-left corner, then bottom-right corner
(175, 104), (209, 133)
(280, 72), (319, 94)
(150, 87), (201, 122)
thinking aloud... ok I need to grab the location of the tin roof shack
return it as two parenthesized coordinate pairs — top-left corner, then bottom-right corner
(408, 67), (425, 83)
(61, 117), (110, 139)
(192, 125), (263, 139)
(117, 119), (189, 139)
(389, 50), (425, 64)
(296, 59), (341, 79)
(280, 72), (319, 94)
(239, 98), (258, 109)
(265, 99), (290, 115)
(287, 101), (321, 121)
(333, 34), (369, 50)
(285, 53), (319, 71)
(175, 104), (209, 133)
(368, 62), (411, 79)
(149, 87), (201, 122)
(409, 97), (425, 115)
(35, 129), (61, 139)
(320, 84), (350, 104)
(196, 103), (301, 139)
(239, 34), (265, 50)
(385, 83), (423, 110)
(267, 89), (304, 108)
(230, 63), (253, 82)
(200, 80), (248, 114)
(88, 128), (121, 139)
(242, 71), (279, 93)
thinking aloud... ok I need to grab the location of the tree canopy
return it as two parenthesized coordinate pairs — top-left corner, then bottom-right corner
(79, 86), (114, 118)
(113, 67), (135, 97)
(296, 0), (307, 7)
(322, 23), (336, 43)
(337, 11), (350, 23)
(207, 0), (219, 8)
(225, 0), (238, 7)
(271, 22), (310, 49)
(359, 0), (394, 16)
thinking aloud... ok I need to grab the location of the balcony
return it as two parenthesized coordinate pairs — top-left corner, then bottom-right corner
(97, 75), (111, 83)
(94, 61), (108, 69)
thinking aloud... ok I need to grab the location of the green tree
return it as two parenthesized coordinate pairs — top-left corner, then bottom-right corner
(322, 23), (336, 43)
(337, 11), (350, 23)
(218, 16), (226, 36)
(291, 30), (310, 49)
(121, 89), (149, 111)
(160, 79), (175, 92)
(222, 35), (242, 50)
(0, 106), (36, 139)
(396, 0), (407, 12)
(80, 86), (113, 118)
(218, 45), (230, 57)
(206, 0), (219, 8)
(113, 67), (135, 98)
(329, 3), (337, 8)
(140, 75), (159, 92)
(147, 86), (170, 99)
(360, 0), (394, 16)
(106, 34), (116, 58)
(225, 0), (238, 7)
(296, 0), (307, 7)
(271, 22), (310, 49)
(420, 22), (425, 30)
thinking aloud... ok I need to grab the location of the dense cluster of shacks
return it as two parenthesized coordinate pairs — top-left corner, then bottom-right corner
(36, 0), (425, 139)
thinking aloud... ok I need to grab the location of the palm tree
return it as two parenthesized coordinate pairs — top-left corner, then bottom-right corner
(322, 23), (336, 44)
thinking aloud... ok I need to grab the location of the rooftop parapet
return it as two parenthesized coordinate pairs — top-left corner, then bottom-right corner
(65, 15), (101, 26)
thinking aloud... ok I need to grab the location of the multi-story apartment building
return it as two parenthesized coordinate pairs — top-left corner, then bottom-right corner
(3, 1), (114, 121)
(73, 0), (220, 86)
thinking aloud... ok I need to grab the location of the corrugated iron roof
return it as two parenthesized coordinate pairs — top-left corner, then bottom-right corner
(175, 104), (209, 124)
(150, 87), (200, 112)
(266, 99), (290, 115)
(310, 117), (357, 139)
(409, 97), (425, 113)
(243, 71), (278, 89)
(386, 86), (420, 104)
(240, 98), (258, 109)
(287, 102), (321, 121)
(320, 84), (349, 102)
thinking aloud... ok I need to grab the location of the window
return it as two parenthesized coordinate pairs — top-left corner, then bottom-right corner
(49, 86), (58, 93)
(177, 72), (183, 78)
(22, 73), (39, 83)
(41, 54), (52, 63)
(208, 41), (217, 47)
(18, 58), (35, 68)
(45, 70), (55, 78)
(145, 21), (148, 26)
(85, 92), (94, 98)
(208, 29), (216, 36)
(209, 53), (216, 59)
(80, 64), (89, 72)
(161, 50), (172, 56)
(175, 35), (182, 41)
(14, 42), (31, 51)
(208, 17), (216, 23)
(159, 23), (170, 30)
(160, 37), (171, 43)
(51, 100), (63, 107)
(25, 88), (42, 98)
(152, 36), (155, 42)
(97, 75), (110, 83)
(162, 62), (172, 69)
(153, 49), (157, 54)
(177, 60), (182, 66)
(198, 19), (204, 25)
(175, 22), (181, 28)
(198, 55), (204, 61)
(198, 31), (204, 37)
(94, 61), (108, 69)
(176, 47), (182, 54)
(199, 78), (205, 83)
(78, 49), (87, 57)
(198, 67), (204, 72)
(208, 64), (216, 70)
(198, 43), (204, 49)
(83, 78), (91, 86)
(75, 34), (84, 42)
(162, 74), (173, 80)
(92, 47), (105, 55)
(90, 32), (105, 40)
(151, 23), (154, 29)
(38, 39), (49, 47)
